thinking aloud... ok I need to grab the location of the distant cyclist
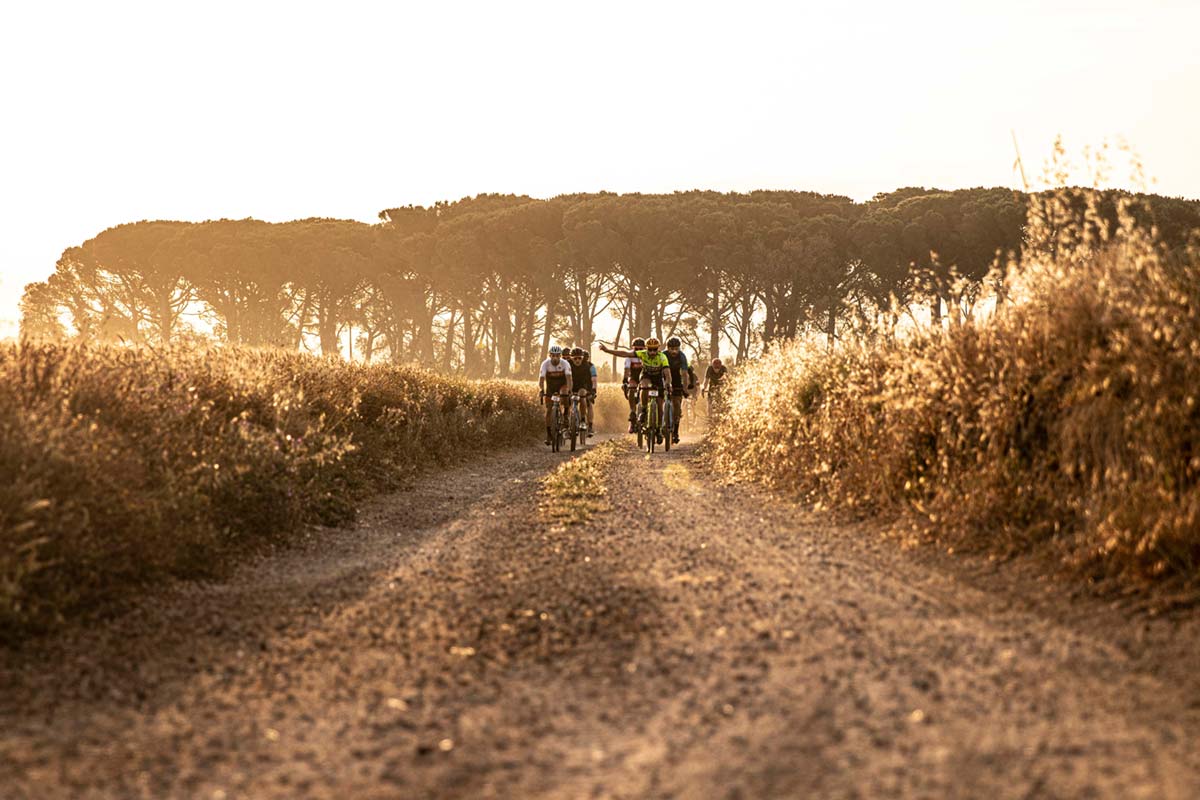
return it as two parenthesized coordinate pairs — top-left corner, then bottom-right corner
(569, 347), (596, 437)
(664, 337), (697, 444)
(702, 357), (728, 414)
(601, 337), (671, 444)
(538, 345), (573, 445)
(582, 348), (598, 436)
(621, 337), (646, 433)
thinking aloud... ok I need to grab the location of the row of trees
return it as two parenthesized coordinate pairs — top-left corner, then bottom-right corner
(20, 188), (1200, 376)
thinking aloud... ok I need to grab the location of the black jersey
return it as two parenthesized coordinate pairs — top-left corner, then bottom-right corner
(665, 350), (689, 386)
(569, 360), (593, 391)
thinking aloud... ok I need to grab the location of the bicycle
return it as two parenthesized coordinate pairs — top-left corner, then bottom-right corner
(704, 383), (726, 417)
(678, 390), (692, 434)
(546, 393), (565, 452)
(567, 393), (585, 452)
(638, 387), (671, 454)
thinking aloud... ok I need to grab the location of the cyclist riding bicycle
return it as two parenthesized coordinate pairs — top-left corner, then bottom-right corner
(664, 337), (697, 444)
(568, 347), (596, 437)
(601, 337), (671, 444)
(538, 345), (573, 445)
(702, 357), (728, 414)
(582, 348), (598, 435)
(621, 337), (646, 434)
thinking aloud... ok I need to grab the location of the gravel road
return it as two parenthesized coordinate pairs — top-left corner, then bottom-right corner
(3, 435), (1199, 799)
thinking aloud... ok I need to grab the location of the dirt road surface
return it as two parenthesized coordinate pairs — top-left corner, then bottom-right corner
(3, 435), (1199, 799)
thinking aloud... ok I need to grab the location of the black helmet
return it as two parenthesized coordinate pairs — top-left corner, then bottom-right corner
(632, 337), (646, 348)
(571, 347), (585, 358)
(666, 336), (681, 348)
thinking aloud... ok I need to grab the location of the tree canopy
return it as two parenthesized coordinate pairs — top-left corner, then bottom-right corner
(22, 188), (1200, 375)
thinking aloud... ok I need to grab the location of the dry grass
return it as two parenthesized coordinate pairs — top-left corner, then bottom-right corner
(540, 439), (626, 525)
(0, 343), (540, 639)
(708, 186), (1200, 597)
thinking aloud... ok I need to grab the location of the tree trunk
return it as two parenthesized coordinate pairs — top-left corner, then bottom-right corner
(634, 287), (654, 339)
(762, 296), (777, 350)
(158, 290), (173, 345)
(291, 291), (312, 352)
(735, 295), (753, 362)
(317, 293), (339, 357)
(522, 300), (538, 376)
(417, 305), (435, 364)
(442, 308), (458, 371)
(462, 308), (475, 376)
(708, 288), (721, 361)
(540, 300), (555, 363)
(611, 302), (627, 379)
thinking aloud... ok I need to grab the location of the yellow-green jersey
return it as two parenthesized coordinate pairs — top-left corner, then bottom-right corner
(636, 350), (670, 375)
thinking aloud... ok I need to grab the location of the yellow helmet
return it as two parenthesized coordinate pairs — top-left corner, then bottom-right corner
(645, 337), (661, 349)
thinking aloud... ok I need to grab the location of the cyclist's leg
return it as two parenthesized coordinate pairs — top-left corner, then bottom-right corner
(626, 383), (639, 429)
(638, 379), (651, 427)
(655, 391), (666, 441)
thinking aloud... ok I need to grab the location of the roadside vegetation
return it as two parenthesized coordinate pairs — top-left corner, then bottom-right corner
(708, 181), (1200, 599)
(0, 343), (539, 640)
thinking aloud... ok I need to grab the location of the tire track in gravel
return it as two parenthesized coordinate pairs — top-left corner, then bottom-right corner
(3, 436), (1200, 799)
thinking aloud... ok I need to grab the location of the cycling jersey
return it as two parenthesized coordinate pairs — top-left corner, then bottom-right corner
(705, 364), (727, 385)
(569, 359), (593, 391)
(624, 355), (643, 384)
(540, 357), (571, 390)
(665, 350), (689, 387)
(636, 350), (670, 375)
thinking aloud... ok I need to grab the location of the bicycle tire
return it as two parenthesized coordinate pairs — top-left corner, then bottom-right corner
(664, 399), (672, 452)
(647, 397), (657, 454)
(551, 401), (560, 452)
(569, 399), (578, 452)
(636, 397), (644, 449)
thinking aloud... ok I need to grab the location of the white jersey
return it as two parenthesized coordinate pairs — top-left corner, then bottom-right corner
(539, 357), (571, 382)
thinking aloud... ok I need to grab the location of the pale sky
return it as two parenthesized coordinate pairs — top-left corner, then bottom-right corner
(2, 0), (1198, 339)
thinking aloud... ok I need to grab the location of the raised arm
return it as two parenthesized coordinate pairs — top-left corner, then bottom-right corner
(600, 343), (637, 359)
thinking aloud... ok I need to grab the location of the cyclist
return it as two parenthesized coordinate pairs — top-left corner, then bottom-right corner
(581, 348), (598, 436)
(621, 337), (646, 433)
(600, 337), (671, 444)
(664, 337), (697, 444)
(568, 347), (595, 438)
(538, 345), (573, 445)
(702, 357), (728, 414)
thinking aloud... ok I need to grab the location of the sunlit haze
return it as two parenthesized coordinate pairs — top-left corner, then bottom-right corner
(2, 0), (1198, 339)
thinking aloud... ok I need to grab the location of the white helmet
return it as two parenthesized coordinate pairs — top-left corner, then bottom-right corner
(549, 345), (563, 356)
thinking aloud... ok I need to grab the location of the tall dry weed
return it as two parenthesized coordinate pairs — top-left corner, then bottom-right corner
(708, 179), (1200, 595)
(0, 343), (540, 639)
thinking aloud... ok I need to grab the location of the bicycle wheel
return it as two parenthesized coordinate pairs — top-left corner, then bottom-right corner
(550, 401), (560, 452)
(647, 398), (657, 454)
(636, 397), (644, 449)
(569, 400), (578, 452)
(664, 399), (672, 452)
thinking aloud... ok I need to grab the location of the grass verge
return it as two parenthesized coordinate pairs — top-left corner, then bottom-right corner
(540, 439), (626, 525)
(0, 342), (541, 641)
(706, 187), (1200, 601)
